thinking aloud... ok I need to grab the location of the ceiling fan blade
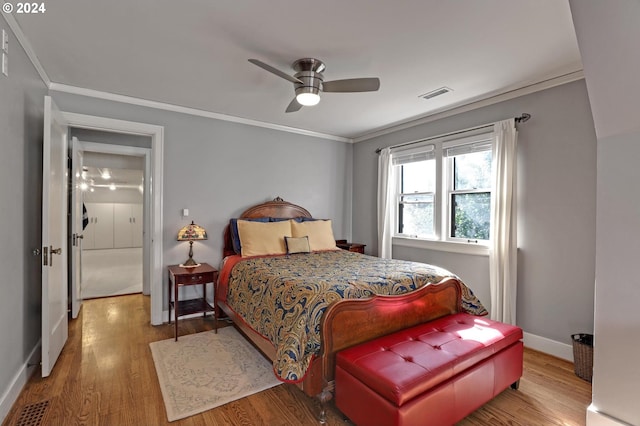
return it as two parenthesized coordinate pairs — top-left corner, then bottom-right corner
(248, 59), (302, 84)
(285, 98), (303, 113)
(322, 78), (380, 93)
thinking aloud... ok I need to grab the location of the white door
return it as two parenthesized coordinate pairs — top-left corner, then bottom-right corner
(93, 203), (114, 249)
(42, 96), (69, 377)
(132, 204), (144, 247)
(70, 137), (84, 319)
(114, 203), (132, 248)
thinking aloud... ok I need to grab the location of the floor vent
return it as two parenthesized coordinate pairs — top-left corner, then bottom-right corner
(15, 400), (50, 426)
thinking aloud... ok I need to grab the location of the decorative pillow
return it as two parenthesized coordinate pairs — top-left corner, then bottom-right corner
(230, 217), (269, 254)
(285, 236), (311, 254)
(290, 219), (338, 252)
(237, 220), (292, 257)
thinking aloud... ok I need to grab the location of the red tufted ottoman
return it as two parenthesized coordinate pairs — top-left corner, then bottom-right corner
(335, 313), (523, 426)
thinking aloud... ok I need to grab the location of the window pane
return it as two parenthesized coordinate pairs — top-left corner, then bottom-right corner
(451, 192), (490, 240)
(399, 194), (434, 237)
(401, 160), (435, 193)
(453, 151), (491, 190)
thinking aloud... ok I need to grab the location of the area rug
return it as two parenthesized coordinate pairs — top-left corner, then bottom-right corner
(149, 327), (282, 421)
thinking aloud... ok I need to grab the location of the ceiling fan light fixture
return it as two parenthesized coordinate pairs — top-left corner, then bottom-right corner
(248, 57), (380, 112)
(296, 92), (320, 106)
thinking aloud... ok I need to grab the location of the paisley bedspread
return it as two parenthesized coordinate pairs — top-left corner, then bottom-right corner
(222, 250), (487, 382)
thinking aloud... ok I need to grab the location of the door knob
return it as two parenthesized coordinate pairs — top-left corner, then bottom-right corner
(49, 246), (62, 267)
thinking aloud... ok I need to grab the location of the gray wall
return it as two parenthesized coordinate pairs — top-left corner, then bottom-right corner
(0, 15), (48, 417)
(570, 1), (640, 424)
(352, 80), (597, 345)
(50, 91), (353, 307)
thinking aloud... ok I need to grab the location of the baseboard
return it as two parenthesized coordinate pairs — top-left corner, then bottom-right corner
(523, 332), (574, 362)
(0, 340), (41, 423)
(587, 404), (631, 426)
(162, 309), (216, 324)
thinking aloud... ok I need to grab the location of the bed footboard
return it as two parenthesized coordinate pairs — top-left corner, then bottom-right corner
(218, 277), (463, 399)
(319, 277), (463, 389)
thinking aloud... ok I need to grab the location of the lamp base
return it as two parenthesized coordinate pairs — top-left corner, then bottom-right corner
(180, 241), (200, 268)
(180, 257), (200, 268)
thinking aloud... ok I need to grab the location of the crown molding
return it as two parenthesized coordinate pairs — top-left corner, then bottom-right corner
(353, 70), (585, 142)
(49, 83), (352, 143)
(1, 12), (50, 86)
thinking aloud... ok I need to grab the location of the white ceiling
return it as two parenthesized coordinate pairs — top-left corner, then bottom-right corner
(82, 166), (143, 190)
(11, 0), (582, 139)
(82, 151), (144, 187)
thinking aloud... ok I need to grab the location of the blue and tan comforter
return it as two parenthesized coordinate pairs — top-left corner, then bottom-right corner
(220, 250), (487, 382)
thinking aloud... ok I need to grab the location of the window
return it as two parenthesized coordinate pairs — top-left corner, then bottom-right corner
(444, 140), (492, 242)
(393, 132), (493, 245)
(394, 145), (435, 238)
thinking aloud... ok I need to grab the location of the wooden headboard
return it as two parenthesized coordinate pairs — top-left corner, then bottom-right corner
(222, 197), (312, 257)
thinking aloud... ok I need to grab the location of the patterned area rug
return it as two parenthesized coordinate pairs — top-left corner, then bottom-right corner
(149, 327), (282, 422)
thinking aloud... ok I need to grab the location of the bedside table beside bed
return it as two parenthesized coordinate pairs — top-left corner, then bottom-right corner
(167, 263), (218, 341)
(335, 239), (366, 254)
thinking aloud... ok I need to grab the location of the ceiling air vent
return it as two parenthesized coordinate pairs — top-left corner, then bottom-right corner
(419, 87), (452, 100)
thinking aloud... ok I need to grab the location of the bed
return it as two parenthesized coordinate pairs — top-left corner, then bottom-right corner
(215, 198), (487, 420)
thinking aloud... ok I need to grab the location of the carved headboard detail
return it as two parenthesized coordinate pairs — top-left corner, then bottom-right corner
(222, 197), (312, 257)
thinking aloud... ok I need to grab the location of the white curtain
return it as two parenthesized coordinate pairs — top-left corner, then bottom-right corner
(377, 147), (394, 259)
(489, 119), (518, 324)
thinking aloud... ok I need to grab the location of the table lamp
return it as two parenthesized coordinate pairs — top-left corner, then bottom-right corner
(177, 221), (208, 267)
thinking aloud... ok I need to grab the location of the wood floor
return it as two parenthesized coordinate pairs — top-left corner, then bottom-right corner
(3, 294), (592, 426)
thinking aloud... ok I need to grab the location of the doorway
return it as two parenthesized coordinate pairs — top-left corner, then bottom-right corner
(62, 111), (165, 325)
(77, 145), (146, 299)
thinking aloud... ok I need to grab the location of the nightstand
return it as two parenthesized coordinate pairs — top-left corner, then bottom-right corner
(336, 240), (366, 254)
(168, 263), (218, 341)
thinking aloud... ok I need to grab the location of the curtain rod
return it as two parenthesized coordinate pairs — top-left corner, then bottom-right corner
(375, 113), (531, 154)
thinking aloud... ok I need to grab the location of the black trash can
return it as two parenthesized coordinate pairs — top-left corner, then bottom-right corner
(571, 333), (593, 382)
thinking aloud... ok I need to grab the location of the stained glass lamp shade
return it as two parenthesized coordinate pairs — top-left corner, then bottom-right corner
(177, 221), (208, 267)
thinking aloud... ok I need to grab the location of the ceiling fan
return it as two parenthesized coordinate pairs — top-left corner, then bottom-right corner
(248, 58), (380, 113)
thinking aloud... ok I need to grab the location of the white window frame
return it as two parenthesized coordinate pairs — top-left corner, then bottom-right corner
(394, 144), (437, 239)
(391, 131), (493, 256)
(442, 134), (493, 244)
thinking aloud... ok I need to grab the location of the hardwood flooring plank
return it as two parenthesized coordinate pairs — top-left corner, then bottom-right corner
(3, 294), (592, 426)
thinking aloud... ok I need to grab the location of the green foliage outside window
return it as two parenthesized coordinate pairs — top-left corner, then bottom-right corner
(452, 193), (490, 240)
